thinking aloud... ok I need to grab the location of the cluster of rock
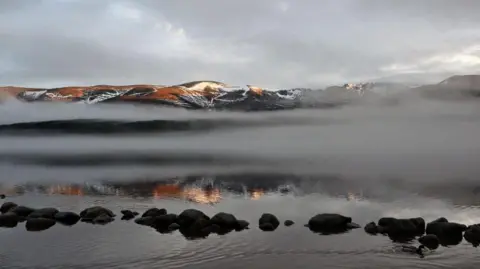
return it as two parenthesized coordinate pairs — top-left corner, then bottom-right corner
(2, 201), (480, 257)
(364, 216), (480, 256)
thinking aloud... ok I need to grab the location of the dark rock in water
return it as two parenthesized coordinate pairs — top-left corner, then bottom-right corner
(0, 194), (5, 199)
(93, 214), (114, 225)
(177, 209), (210, 228)
(364, 222), (378, 235)
(168, 223), (180, 231)
(135, 216), (156, 227)
(54, 212), (80, 226)
(152, 214), (178, 230)
(235, 220), (250, 231)
(419, 234), (440, 250)
(284, 220), (294, 227)
(141, 208), (167, 218)
(28, 208), (59, 219)
(180, 217), (212, 239)
(425, 218), (466, 246)
(0, 212), (19, 228)
(307, 213), (359, 234)
(120, 210), (137, 220)
(377, 217), (425, 240)
(25, 218), (56, 231)
(80, 206), (115, 222)
(210, 212), (238, 229)
(259, 213), (280, 231)
(464, 224), (480, 247)
(9, 206), (36, 218)
(0, 202), (17, 213)
(259, 223), (275, 231)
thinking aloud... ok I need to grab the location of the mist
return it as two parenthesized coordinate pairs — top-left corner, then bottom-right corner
(1, 95), (480, 183)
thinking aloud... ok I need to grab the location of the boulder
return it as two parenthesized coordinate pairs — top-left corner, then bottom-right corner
(9, 206), (36, 217)
(307, 213), (360, 234)
(177, 209), (210, 228)
(28, 208), (59, 219)
(425, 218), (466, 246)
(210, 212), (238, 229)
(0, 202), (17, 213)
(464, 224), (480, 247)
(235, 220), (250, 231)
(259, 213), (280, 231)
(284, 220), (294, 227)
(141, 208), (167, 218)
(54, 212), (80, 226)
(80, 206), (115, 222)
(419, 234), (440, 250)
(364, 221), (378, 235)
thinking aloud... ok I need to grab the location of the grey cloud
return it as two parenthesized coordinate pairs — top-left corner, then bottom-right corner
(1, 0), (479, 88)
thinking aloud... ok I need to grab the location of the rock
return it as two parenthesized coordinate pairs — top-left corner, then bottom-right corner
(235, 220), (250, 231)
(364, 221), (378, 235)
(168, 223), (180, 231)
(152, 214), (178, 229)
(177, 209), (210, 228)
(464, 224), (480, 247)
(0, 212), (19, 228)
(180, 216), (212, 239)
(93, 214), (114, 225)
(425, 218), (466, 246)
(25, 218), (56, 231)
(0, 202), (17, 213)
(54, 212), (80, 226)
(80, 206), (115, 222)
(377, 217), (425, 239)
(141, 208), (167, 218)
(28, 208), (59, 219)
(0, 194), (5, 199)
(284, 220), (294, 227)
(419, 234), (440, 250)
(210, 212), (238, 229)
(9, 206), (36, 217)
(135, 217), (156, 226)
(259, 213), (280, 231)
(120, 210), (137, 220)
(307, 213), (359, 234)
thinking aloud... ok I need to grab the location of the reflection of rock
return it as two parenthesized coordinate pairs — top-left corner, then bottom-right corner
(307, 214), (360, 234)
(25, 218), (56, 231)
(0, 212), (19, 228)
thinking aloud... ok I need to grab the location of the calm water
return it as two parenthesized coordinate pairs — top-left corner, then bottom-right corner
(1, 98), (480, 268)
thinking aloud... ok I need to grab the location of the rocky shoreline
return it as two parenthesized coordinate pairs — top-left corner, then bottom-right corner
(1, 200), (480, 258)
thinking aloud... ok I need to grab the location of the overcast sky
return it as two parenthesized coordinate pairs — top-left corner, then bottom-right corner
(1, 0), (480, 88)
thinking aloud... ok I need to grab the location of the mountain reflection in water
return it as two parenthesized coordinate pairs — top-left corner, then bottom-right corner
(3, 172), (480, 207)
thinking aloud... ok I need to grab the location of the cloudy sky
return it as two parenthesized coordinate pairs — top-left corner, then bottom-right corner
(1, 0), (480, 88)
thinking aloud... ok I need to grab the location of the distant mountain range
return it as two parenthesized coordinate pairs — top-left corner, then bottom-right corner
(0, 74), (479, 110)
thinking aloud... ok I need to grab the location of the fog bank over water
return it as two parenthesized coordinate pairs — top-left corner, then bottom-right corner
(1, 96), (480, 182)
